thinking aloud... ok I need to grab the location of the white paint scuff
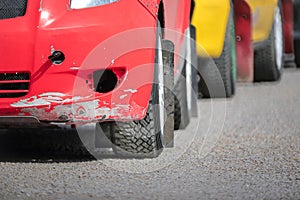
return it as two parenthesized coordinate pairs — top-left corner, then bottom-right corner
(123, 89), (138, 94)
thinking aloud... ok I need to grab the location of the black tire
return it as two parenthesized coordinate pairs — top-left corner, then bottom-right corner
(112, 102), (162, 158)
(295, 39), (300, 67)
(254, 3), (284, 82)
(198, 9), (235, 98)
(110, 31), (175, 158)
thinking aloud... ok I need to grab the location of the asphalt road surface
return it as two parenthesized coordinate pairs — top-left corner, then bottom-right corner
(0, 69), (299, 199)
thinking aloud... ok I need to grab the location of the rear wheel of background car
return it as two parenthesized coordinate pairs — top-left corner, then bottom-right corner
(110, 31), (175, 158)
(295, 40), (300, 67)
(254, 3), (284, 82)
(198, 10), (235, 98)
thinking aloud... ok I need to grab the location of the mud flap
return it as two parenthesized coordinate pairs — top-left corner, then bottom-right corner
(233, 0), (254, 82)
(281, 0), (295, 61)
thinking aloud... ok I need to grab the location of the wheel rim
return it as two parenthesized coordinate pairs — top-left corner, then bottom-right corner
(157, 35), (165, 144)
(274, 6), (283, 70)
(186, 28), (192, 112)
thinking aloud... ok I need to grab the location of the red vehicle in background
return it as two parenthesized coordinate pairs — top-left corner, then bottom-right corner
(0, 0), (195, 158)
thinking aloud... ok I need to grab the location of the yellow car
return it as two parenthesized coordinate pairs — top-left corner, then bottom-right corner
(192, 0), (236, 98)
(192, 0), (286, 97)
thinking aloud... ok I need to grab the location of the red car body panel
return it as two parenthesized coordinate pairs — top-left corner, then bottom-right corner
(0, 0), (191, 126)
(0, 0), (159, 124)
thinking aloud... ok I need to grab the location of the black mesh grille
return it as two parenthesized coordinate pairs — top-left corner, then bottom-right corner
(0, 83), (29, 90)
(0, 72), (30, 98)
(0, 72), (29, 81)
(0, 0), (28, 20)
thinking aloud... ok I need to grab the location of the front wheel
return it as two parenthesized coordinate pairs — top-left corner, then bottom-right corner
(198, 9), (236, 98)
(254, 4), (284, 81)
(110, 36), (175, 158)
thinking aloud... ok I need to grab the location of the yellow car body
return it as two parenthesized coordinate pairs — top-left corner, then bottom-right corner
(246, 0), (278, 43)
(191, 0), (231, 58)
(192, 0), (279, 58)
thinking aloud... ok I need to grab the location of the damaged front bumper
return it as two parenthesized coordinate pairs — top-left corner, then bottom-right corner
(2, 91), (147, 123)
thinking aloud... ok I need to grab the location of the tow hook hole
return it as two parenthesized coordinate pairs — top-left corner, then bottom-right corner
(93, 70), (118, 93)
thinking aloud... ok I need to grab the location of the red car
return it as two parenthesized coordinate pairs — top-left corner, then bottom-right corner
(0, 0), (196, 158)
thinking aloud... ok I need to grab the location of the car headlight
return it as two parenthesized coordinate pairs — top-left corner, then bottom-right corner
(70, 0), (118, 9)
